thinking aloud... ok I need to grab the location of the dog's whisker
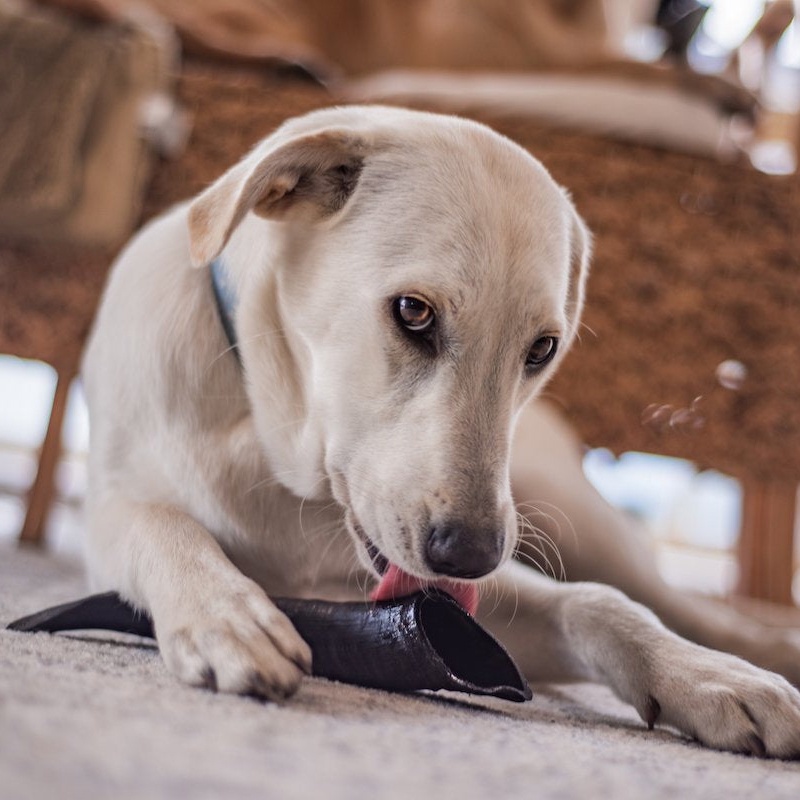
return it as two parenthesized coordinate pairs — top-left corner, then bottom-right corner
(206, 326), (288, 366)
(342, 542), (374, 600)
(516, 542), (565, 583)
(297, 475), (338, 542)
(522, 524), (566, 582)
(309, 521), (353, 589)
(577, 320), (597, 341)
(207, 345), (240, 370)
(516, 498), (579, 551)
(481, 574), (502, 618)
(332, 463), (388, 495)
(204, 322), (303, 379)
(481, 570), (519, 625)
(243, 461), (322, 495)
(515, 543), (549, 576)
(309, 499), (342, 521)
(513, 509), (566, 582)
(520, 525), (565, 582)
(507, 575), (520, 627)
(244, 473), (288, 495)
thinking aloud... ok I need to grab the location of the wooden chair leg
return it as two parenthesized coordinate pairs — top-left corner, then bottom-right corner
(736, 478), (798, 606)
(19, 368), (74, 545)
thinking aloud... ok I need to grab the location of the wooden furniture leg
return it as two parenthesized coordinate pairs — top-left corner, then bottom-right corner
(19, 367), (74, 545)
(737, 479), (798, 605)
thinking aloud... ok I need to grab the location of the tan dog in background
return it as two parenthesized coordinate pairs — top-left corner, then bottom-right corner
(82, 105), (800, 758)
(41, 0), (762, 114)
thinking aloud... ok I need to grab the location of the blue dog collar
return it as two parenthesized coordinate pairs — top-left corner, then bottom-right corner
(210, 257), (240, 362)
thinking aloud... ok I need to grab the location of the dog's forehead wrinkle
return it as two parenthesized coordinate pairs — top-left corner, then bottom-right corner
(352, 164), (569, 296)
(353, 121), (556, 224)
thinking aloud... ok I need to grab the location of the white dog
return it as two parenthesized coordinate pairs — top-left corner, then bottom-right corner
(82, 105), (800, 758)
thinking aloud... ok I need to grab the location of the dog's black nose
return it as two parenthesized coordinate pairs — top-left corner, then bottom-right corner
(425, 522), (503, 578)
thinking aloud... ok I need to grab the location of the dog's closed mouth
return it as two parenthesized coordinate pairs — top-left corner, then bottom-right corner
(365, 537), (480, 616)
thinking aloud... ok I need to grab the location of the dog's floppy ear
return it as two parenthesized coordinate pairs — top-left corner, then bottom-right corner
(563, 207), (592, 345)
(187, 129), (369, 267)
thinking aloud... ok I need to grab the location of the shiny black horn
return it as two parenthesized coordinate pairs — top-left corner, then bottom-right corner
(7, 591), (531, 702)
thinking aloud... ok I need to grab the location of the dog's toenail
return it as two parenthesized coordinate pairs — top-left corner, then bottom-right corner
(201, 667), (218, 692)
(644, 695), (661, 730)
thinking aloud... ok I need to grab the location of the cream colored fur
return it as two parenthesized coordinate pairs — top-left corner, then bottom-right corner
(82, 106), (800, 757)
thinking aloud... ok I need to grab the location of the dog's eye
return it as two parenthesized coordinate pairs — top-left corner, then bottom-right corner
(526, 336), (558, 370)
(393, 296), (435, 333)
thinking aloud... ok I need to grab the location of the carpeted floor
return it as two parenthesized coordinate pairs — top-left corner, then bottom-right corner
(2, 544), (799, 800)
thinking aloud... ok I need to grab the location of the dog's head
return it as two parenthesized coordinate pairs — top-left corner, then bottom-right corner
(188, 106), (590, 599)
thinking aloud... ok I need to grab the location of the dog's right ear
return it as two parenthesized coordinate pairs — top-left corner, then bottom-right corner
(187, 128), (370, 267)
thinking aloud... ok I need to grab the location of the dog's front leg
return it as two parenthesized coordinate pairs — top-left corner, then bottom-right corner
(86, 496), (312, 699)
(479, 561), (800, 758)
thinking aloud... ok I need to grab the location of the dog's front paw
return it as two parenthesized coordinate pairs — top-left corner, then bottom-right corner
(637, 644), (800, 758)
(155, 582), (312, 701)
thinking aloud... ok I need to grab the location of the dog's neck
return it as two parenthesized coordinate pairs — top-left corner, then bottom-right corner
(210, 257), (240, 362)
(210, 253), (331, 500)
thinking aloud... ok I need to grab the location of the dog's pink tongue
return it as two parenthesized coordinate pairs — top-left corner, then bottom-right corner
(370, 563), (479, 616)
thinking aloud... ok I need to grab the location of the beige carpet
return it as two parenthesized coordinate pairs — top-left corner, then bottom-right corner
(2, 545), (799, 800)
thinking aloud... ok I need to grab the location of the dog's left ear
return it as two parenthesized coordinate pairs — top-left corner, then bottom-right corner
(563, 207), (592, 345)
(187, 128), (370, 267)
